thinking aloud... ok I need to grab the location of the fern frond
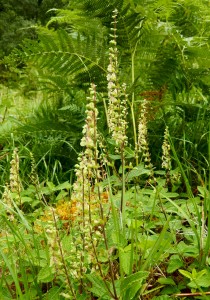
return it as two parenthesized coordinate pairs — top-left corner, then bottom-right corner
(47, 8), (108, 39)
(7, 28), (108, 90)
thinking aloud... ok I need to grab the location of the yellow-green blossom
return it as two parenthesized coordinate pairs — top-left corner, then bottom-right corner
(162, 126), (171, 171)
(107, 9), (128, 151)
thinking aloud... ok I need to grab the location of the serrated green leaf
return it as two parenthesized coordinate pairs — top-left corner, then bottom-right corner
(179, 269), (192, 279)
(188, 274), (210, 288)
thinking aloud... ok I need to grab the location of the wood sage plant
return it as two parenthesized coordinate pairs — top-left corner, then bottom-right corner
(162, 126), (171, 186)
(137, 100), (153, 175)
(71, 83), (118, 299)
(107, 8), (128, 220)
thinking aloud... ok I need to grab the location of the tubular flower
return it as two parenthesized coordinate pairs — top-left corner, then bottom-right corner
(162, 126), (171, 171)
(9, 148), (22, 194)
(70, 83), (110, 281)
(29, 152), (39, 186)
(107, 9), (128, 151)
(2, 183), (14, 221)
(137, 100), (153, 171)
(73, 83), (100, 201)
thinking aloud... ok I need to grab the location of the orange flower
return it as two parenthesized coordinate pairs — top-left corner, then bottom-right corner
(56, 200), (77, 221)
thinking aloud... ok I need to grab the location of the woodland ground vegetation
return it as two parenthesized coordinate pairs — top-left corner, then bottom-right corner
(0, 0), (210, 299)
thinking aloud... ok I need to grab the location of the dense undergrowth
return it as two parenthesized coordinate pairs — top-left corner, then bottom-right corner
(0, 1), (210, 299)
(1, 82), (210, 299)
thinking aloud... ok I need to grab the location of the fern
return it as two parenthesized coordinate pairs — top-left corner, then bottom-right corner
(47, 8), (108, 39)
(2, 0), (210, 176)
(5, 0), (149, 94)
(6, 28), (108, 91)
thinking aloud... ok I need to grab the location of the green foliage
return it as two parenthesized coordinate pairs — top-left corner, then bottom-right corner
(0, 0), (38, 58)
(0, 86), (86, 186)
(1, 1), (210, 299)
(3, 0), (210, 177)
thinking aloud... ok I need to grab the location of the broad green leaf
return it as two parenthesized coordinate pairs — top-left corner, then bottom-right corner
(42, 287), (62, 300)
(157, 277), (176, 285)
(46, 181), (55, 190)
(0, 290), (11, 300)
(120, 271), (149, 293)
(111, 230), (127, 247)
(21, 197), (33, 203)
(21, 288), (37, 300)
(160, 285), (180, 295)
(108, 154), (121, 160)
(126, 219), (143, 229)
(160, 191), (179, 198)
(58, 105), (72, 110)
(31, 200), (41, 208)
(124, 280), (143, 300)
(107, 138), (117, 146)
(40, 186), (52, 195)
(167, 256), (183, 273)
(120, 250), (131, 275)
(124, 147), (135, 158)
(126, 164), (150, 181)
(177, 241), (198, 256)
(37, 266), (54, 283)
(86, 274), (109, 298)
(56, 190), (68, 200)
(59, 293), (71, 299)
(54, 181), (71, 191)
(102, 175), (121, 186)
(197, 186), (210, 198)
(141, 217), (172, 271)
